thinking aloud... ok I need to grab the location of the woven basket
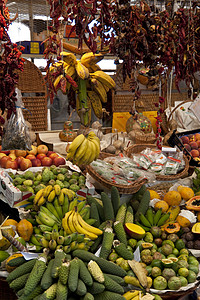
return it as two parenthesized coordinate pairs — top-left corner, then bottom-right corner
(125, 144), (189, 181)
(0, 277), (17, 300)
(135, 131), (156, 144)
(86, 164), (147, 194)
(16, 59), (48, 131)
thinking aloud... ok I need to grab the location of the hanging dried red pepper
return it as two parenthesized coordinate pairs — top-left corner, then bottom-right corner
(0, 0), (25, 136)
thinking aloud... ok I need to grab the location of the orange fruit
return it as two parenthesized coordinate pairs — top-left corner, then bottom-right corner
(154, 200), (169, 213)
(163, 191), (182, 206)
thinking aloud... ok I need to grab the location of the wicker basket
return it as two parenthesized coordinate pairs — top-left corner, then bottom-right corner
(86, 164), (147, 194)
(16, 59), (48, 132)
(125, 144), (189, 181)
(0, 277), (17, 300)
(135, 131), (156, 144)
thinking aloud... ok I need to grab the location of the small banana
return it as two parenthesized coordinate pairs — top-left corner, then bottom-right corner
(73, 138), (89, 165)
(75, 61), (90, 80)
(53, 74), (64, 90)
(62, 210), (73, 234)
(64, 65), (76, 78)
(73, 211), (98, 240)
(54, 184), (61, 196)
(68, 211), (77, 233)
(91, 70), (116, 89)
(37, 196), (46, 206)
(48, 190), (56, 202)
(58, 190), (65, 205)
(60, 52), (77, 65)
(67, 134), (86, 158)
(34, 189), (44, 205)
(62, 188), (76, 201)
(80, 52), (104, 68)
(43, 185), (53, 198)
(77, 212), (102, 236)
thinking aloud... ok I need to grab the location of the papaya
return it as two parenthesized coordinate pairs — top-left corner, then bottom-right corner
(186, 196), (200, 211)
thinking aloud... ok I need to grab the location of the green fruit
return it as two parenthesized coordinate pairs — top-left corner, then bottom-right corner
(167, 254), (176, 259)
(167, 234), (179, 243)
(24, 171), (34, 180)
(57, 174), (65, 181)
(188, 264), (199, 274)
(188, 257), (199, 267)
(151, 267), (162, 278)
(178, 254), (188, 261)
(172, 262), (179, 273)
(161, 244), (173, 256)
(141, 249), (151, 257)
(172, 248), (179, 256)
(179, 248), (189, 255)
(178, 267), (189, 277)
(177, 260), (188, 269)
(161, 259), (173, 268)
(70, 184), (80, 192)
(175, 239), (185, 251)
(187, 270), (197, 283)
(144, 232), (153, 243)
(179, 276), (188, 287)
(162, 268), (176, 280)
(0, 250), (9, 262)
(146, 266), (152, 275)
(168, 276), (181, 290)
(153, 276), (167, 290)
(136, 240), (144, 251)
(151, 226), (162, 238)
(162, 240), (175, 249)
(151, 259), (163, 270)
(128, 239), (137, 249)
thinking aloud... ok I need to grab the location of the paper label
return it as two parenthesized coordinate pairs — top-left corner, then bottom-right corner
(133, 246), (141, 262)
(22, 251), (40, 260)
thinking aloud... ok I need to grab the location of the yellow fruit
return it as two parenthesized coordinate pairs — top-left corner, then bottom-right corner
(197, 212), (200, 222)
(0, 228), (15, 250)
(2, 219), (18, 229)
(163, 191), (182, 206)
(17, 219), (33, 241)
(148, 190), (160, 200)
(154, 200), (169, 213)
(176, 215), (191, 227)
(177, 186), (194, 201)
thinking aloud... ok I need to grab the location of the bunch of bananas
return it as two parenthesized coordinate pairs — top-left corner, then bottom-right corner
(49, 52), (116, 124)
(62, 208), (103, 241)
(67, 131), (100, 166)
(33, 184), (76, 207)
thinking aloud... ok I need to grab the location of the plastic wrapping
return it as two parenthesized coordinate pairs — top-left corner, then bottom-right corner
(2, 88), (32, 151)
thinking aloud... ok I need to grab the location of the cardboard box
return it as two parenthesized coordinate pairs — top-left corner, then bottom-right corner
(0, 170), (32, 208)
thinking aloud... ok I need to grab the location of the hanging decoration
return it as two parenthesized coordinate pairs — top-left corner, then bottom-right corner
(0, 0), (25, 136)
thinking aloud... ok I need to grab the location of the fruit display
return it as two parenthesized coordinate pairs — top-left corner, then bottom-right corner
(0, 144), (66, 171)
(66, 131), (100, 166)
(2, 179), (200, 299)
(49, 52), (116, 126)
(180, 133), (200, 160)
(8, 166), (86, 197)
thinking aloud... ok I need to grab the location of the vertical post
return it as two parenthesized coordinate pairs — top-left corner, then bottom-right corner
(28, 0), (34, 62)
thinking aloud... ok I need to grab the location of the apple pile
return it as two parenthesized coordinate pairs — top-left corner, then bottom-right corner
(0, 144), (66, 171)
(180, 133), (200, 161)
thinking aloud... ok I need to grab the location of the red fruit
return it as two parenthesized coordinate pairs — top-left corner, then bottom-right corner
(20, 159), (32, 171)
(0, 145), (10, 155)
(37, 144), (48, 154)
(196, 140), (200, 148)
(36, 153), (46, 160)
(190, 149), (199, 158)
(26, 154), (36, 161)
(181, 136), (189, 144)
(52, 156), (66, 167)
(41, 157), (53, 166)
(183, 144), (191, 152)
(195, 133), (200, 141)
(31, 158), (42, 167)
(15, 156), (24, 167)
(46, 151), (55, 157)
(190, 142), (198, 150)
(5, 159), (18, 170)
(49, 153), (59, 160)
(0, 156), (11, 168)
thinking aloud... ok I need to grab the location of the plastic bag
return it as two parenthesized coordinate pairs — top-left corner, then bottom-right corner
(2, 88), (32, 150)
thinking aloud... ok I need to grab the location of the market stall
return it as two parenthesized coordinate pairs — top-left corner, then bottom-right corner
(0, 0), (200, 299)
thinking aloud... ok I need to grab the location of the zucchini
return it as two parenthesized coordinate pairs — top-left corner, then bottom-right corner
(87, 282), (105, 294)
(134, 190), (150, 222)
(10, 273), (30, 291)
(99, 227), (115, 259)
(7, 259), (36, 283)
(103, 274), (124, 294)
(90, 202), (100, 227)
(17, 285), (43, 300)
(104, 273), (125, 286)
(78, 258), (93, 286)
(113, 240), (133, 260)
(113, 221), (127, 246)
(86, 196), (104, 221)
(82, 292), (94, 300)
(76, 279), (87, 296)
(101, 192), (114, 221)
(41, 258), (55, 290)
(24, 256), (47, 295)
(68, 258), (80, 292)
(110, 186), (120, 217)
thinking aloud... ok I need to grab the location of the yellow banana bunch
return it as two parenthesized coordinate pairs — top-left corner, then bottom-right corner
(123, 290), (140, 300)
(66, 131), (100, 166)
(87, 90), (103, 119)
(62, 209), (102, 240)
(75, 61), (90, 80)
(90, 70), (116, 89)
(91, 78), (108, 103)
(60, 52), (77, 66)
(64, 64), (76, 78)
(34, 189), (45, 205)
(80, 52), (104, 68)
(53, 74), (64, 90)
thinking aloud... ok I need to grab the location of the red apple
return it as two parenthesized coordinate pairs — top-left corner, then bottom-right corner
(0, 156), (11, 168)
(26, 154), (36, 161)
(46, 151), (55, 157)
(41, 157), (53, 166)
(16, 156), (24, 167)
(31, 158), (42, 167)
(181, 136), (189, 144)
(49, 153), (59, 160)
(190, 141), (198, 150)
(36, 153), (46, 160)
(20, 158), (32, 171)
(53, 156), (66, 167)
(37, 144), (48, 155)
(27, 145), (37, 156)
(15, 149), (27, 157)
(5, 159), (18, 170)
